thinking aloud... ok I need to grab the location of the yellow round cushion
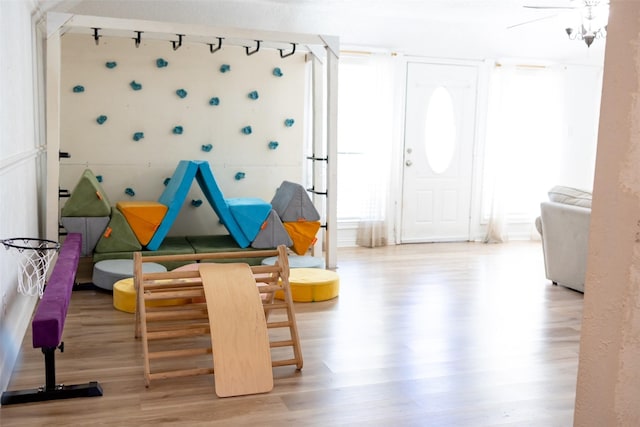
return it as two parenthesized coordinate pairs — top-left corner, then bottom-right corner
(113, 278), (191, 313)
(276, 268), (339, 302)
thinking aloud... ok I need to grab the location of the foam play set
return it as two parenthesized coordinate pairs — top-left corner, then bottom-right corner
(60, 161), (322, 264)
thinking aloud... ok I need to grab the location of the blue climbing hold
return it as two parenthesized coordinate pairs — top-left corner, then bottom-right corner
(125, 187), (135, 197)
(156, 58), (168, 68)
(96, 115), (107, 125)
(201, 144), (213, 152)
(284, 118), (295, 127)
(241, 126), (252, 135)
(173, 126), (184, 135)
(248, 90), (259, 100)
(209, 97), (220, 106)
(163, 177), (171, 186)
(273, 67), (283, 77)
(130, 80), (142, 90)
(220, 64), (231, 73)
(73, 85), (85, 93)
(268, 141), (279, 150)
(176, 88), (187, 98)
(133, 132), (144, 141)
(191, 199), (203, 207)
(235, 172), (246, 181)
(105, 61), (117, 69)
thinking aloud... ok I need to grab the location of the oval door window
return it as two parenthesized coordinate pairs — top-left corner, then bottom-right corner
(424, 86), (456, 174)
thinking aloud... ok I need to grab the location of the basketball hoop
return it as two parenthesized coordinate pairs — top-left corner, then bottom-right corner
(2, 238), (60, 298)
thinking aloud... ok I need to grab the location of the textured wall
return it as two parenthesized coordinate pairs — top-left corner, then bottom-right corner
(574, 0), (640, 425)
(59, 33), (307, 236)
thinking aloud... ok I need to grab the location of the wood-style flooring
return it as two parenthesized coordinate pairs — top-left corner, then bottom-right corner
(0, 241), (583, 426)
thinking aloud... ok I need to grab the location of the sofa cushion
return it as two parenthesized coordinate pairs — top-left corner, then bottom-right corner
(548, 186), (592, 208)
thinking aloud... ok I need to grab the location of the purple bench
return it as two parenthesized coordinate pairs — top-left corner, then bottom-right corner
(1, 233), (102, 405)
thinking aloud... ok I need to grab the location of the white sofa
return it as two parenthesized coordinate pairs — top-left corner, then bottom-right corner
(535, 186), (592, 293)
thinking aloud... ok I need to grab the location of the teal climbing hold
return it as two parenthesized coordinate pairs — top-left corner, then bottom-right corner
(273, 67), (283, 77)
(125, 187), (135, 196)
(176, 88), (187, 98)
(268, 141), (279, 150)
(209, 97), (220, 106)
(133, 132), (144, 141)
(173, 126), (184, 135)
(96, 115), (107, 125)
(156, 58), (168, 68)
(105, 61), (117, 69)
(130, 81), (142, 90)
(220, 64), (230, 73)
(235, 172), (246, 181)
(248, 90), (259, 100)
(191, 199), (203, 207)
(96, 175), (103, 183)
(284, 118), (295, 127)
(73, 85), (85, 93)
(241, 126), (252, 135)
(163, 177), (171, 186)
(201, 144), (213, 152)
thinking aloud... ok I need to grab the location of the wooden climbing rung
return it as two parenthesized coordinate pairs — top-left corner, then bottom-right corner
(134, 245), (303, 392)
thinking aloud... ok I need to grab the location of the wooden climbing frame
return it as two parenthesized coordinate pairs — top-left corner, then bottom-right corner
(133, 246), (303, 389)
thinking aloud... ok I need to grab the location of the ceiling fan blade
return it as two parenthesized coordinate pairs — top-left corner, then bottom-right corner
(507, 14), (559, 29)
(523, 5), (579, 9)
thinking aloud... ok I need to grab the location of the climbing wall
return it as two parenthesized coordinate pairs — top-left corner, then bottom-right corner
(59, 33), (307, 237)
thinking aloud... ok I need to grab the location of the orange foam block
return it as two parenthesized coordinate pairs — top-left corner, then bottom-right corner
(116, 201), (168, 246)
(283, 221), (321, 255)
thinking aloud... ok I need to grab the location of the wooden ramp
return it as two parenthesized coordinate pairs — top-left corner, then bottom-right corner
(199, 263), (273, 397)
(133, 246), (303, 395)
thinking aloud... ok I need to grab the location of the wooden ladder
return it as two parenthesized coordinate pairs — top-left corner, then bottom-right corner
(133, 246), (303, 389)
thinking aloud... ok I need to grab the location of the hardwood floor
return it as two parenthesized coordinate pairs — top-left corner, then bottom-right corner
(0, 242), (583, 426)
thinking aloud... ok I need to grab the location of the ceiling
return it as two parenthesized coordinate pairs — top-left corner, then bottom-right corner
(38, 0), (607, 65)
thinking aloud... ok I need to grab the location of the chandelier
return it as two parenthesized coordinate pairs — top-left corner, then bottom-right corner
(565, 0), (609, 47)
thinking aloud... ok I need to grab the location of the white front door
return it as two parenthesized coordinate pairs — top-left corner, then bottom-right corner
(401, 62), (478, 243)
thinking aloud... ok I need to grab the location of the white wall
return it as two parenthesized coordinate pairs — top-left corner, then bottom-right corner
(0, 0), (44, 394)
(59, 33), (307, 236)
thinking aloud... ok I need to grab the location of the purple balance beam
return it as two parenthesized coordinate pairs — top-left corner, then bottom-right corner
(1, 233), (103, 405)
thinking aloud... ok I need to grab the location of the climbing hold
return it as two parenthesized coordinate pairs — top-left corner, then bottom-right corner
(220, 64), (231, 73)
(235, 172), (246, 181)
(105, 61), (117, 69)
(268, 141), (279, 150)
(273, 67), (283, 77)
(241, 126), (252, 135)
(130, 80), (142, 90)
(201, 144), (213, 152)
(96, 115), (108, 125)
(191, 199), (203, 207)
(96, 175), (103, 183)
(73, 85), (85, 93)
(173, 126), (184, 135)
(176, 88), (188, 98)
(156, 58), (168, 68)
(209, 97), (220, 106)
(124, 187), (135, 197)
(248, 90), (259, 100)
(133, 132), (144, 141)
(284, 118), (295, 127)
(163, 177), (171, 186)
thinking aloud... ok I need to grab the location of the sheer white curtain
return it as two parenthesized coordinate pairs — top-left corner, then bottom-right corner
(483, 64), (565, 242)
(337, 54), (394, 247)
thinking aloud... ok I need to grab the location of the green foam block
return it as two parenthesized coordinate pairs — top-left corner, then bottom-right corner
(61, 169), (112, 217)
(94, 207), (142, 253)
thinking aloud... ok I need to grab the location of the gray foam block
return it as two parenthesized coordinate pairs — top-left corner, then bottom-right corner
(270, 181), (320, 222)
(251, 209), (294, 249)
(61, 216), (110, 256)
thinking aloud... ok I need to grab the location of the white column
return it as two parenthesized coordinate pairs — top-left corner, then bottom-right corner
(45, 26), (61, 241)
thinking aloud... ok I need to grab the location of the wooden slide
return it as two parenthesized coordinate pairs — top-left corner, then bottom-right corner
(199, 263), (273, 397)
